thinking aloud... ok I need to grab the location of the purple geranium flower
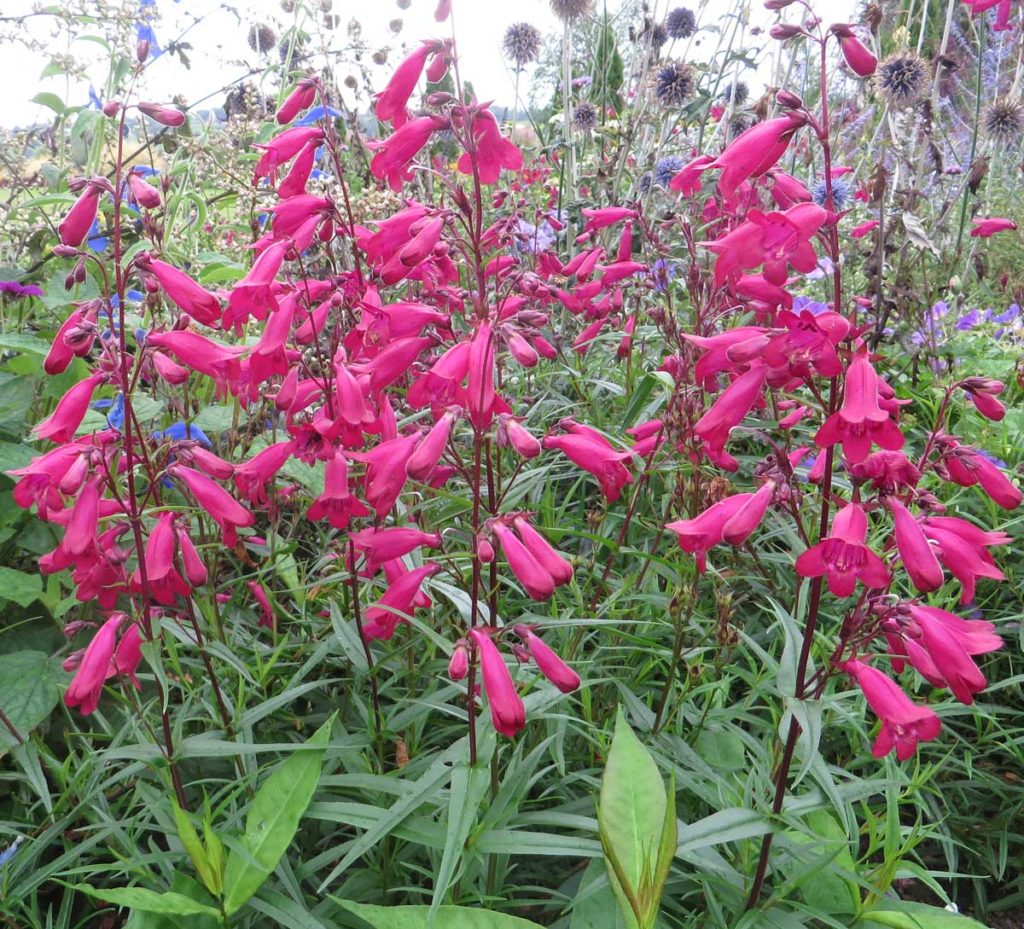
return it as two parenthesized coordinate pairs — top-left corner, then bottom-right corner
(0, 280), (44, 297)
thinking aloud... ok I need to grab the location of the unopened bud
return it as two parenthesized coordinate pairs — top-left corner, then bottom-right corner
(770, 23), (804, 39)
(776, 89), (804, 109)
(102, 100), (121, 118)
(137, 39), (150, 62)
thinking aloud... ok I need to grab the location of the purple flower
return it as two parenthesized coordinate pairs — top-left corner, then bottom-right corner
(989, 303), (1019, 325)
(0, 280), (44, 297)
(956, 308), (981, 330)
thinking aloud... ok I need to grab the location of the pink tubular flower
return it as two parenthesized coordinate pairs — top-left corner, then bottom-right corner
(850, 219), (879, 238)
(843, 659), (941, 760)
(457, 109), (524, 184)
(970, 217), (1018, 238)
(469, 628), (526, 737)
(58, 183), (102, 248)
(253, 126), (325, 182)
(512, 516), (573, 587)
(362, 562), (441, 640)
(276, 78), (318, 124)
(173, 465), (254, 546)
(667, 483), (773, 572)
(815, 351), (904, 462)
(959, 377), (1006, 422)
(448, 639), (469, 680)
(669, 154), (715, 196)
(308, 450), (370, 529)
(795, 502), (890, 597)
(515, 625), (580, 693)
(942, 442), (1022, 510)
(137, 254), (222, 327)
(830, 24), (877, 76)
(127, 169), (161, 209)
(542, 430), (633, 503)
(45, 306), (96, 375)
(492, 521), (555, 600)
(961, 0), (1016, 30)
(64, 612), (127, 715)
(909, 606), (997, 704)
(500, 416), (541, 459)
(921, 516), (1008, 604)
(375, 41), (445, 128)
(349, 525), (441, 571)
(248, 580), (275, 629)
(709, 113), (808, 201)
(467, 323), (497, 429)
(887, 498), (943, 593)
(694, 365), (768, 455)
(406, 411), (456, 481)
(353, 433), (420, 517)
(370, 116), (445, 191)
(33, 373), (105, 444)
(233, 441), (295, 505)
(225, 238), (289, 329)
(138, 102), (186, 126)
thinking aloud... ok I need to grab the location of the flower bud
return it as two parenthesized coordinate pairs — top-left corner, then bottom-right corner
(448, 640), (469, 680)
(776, 89), (804, 109)
(102, 100), (121, 118)
(770, 23), (804, 39)
(137, 39), (150, 62)
(476, 536), (495, 563)
(138, 102), (186, 127)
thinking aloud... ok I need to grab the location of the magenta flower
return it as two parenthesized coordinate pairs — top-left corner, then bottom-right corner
(172, 465), (254, 546)
(457, 109), (523, 185)
(515, 625), (581, 693)
(276, 78), (318, 125)
(815, 351), (904, 462)
(137, 254), (222, 327)
(0, 280), (44, 297)
(694, 365), (768, 455)
(469, 628), (526, 738)
(370, 116), (445, 191)
(58, 181), (103, 247)
(375, 41), (447, 128)
(543, 428), (633, 502)
(795, 502), (890, 596)
(362, 562), (441, 640)
(921, 516), (1008, 605)
(64, 612), (127, 715)
(708, 113), (808, 201)
(970, 217), (1018, 238)
(33, 373), (106, 444)
(843, 659), (941, 760)
(830, 25), (877, 77)
(667, 483), (774, 572)
(887, 498), (943, 593)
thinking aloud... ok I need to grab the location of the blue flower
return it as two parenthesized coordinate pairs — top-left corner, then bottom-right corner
(655, 155), (685, 188)
(812, 176), (853, 210)
(651, 258), (676, 292)
(110, 290), (145, 308)
(153, 422), (212, 447)
(0, 836), (23, 868)
(792, 295), (830, 315)
(989, 303), (1019, 325)
(94, 392), (126, 430)
(86, 218), (109, 252)
(296, 106), (342, 127)
(956, 308), (981, 330)
(87, 85), (103, 109)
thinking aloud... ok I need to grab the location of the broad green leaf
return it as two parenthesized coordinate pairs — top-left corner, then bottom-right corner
(783, 810), (859, 916)
(222, 715), (334, 914)
(0, 651), (62, 755)
(334, 898), (546, 929)
(0, 567), (43, 608)
(569, 860), (631, 929)
(72, 885), (220, 917)
(598, 708), (667, 929)
(123, 875), (220, 929)
(171, 803), (219, 897)
(32, 92), (66, 114)
(860, 905), (989, 929)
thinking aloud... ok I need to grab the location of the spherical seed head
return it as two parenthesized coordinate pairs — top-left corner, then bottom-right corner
(666, 7), (696, 39)
(983, 97), (1024, 143)
(655, 155), (685, 187)
(573, 101), (598, 130)
(812, 176), (853, 210)
(248, 23), (277, 53)
(655, 61), (696, 106)
(549, 0), (594, 22)
(876, 51), (929, 108)
(720, 80), (749, 105)
(641, 21), (669, 48)
(503, 22), (543, 68)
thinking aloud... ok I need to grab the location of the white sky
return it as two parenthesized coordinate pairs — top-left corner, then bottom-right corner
(0, 0), (856, 128)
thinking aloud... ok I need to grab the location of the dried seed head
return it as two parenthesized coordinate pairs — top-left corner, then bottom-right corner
(573, 101), (599, 130)
(248, 23), (277, 53)
(503, 22), (543, 68)
(549, 0), (594, 23)
(875, 51), (929, 108)
(666, 6), (696, 38)
(720, 80), (749, 105)
(654, 61), (696, 106)
(982, 97), (1024, 143)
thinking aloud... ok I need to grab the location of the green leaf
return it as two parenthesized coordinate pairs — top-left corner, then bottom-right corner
(123, 875), (221, 929)
(222, 715), (334, 914)
(72, 885), (220, 917)
(32, 92), (66, 114)
(860, 904), (990, 929)
(0, 567), (43, 608)
(597, 708), (668, 929)
(171, 803), (220, 897)
(0, 651), (62, 755)
(333, 898), (546, 929)
(431, 756), (491, 917)
(569, 860), (631, 929)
